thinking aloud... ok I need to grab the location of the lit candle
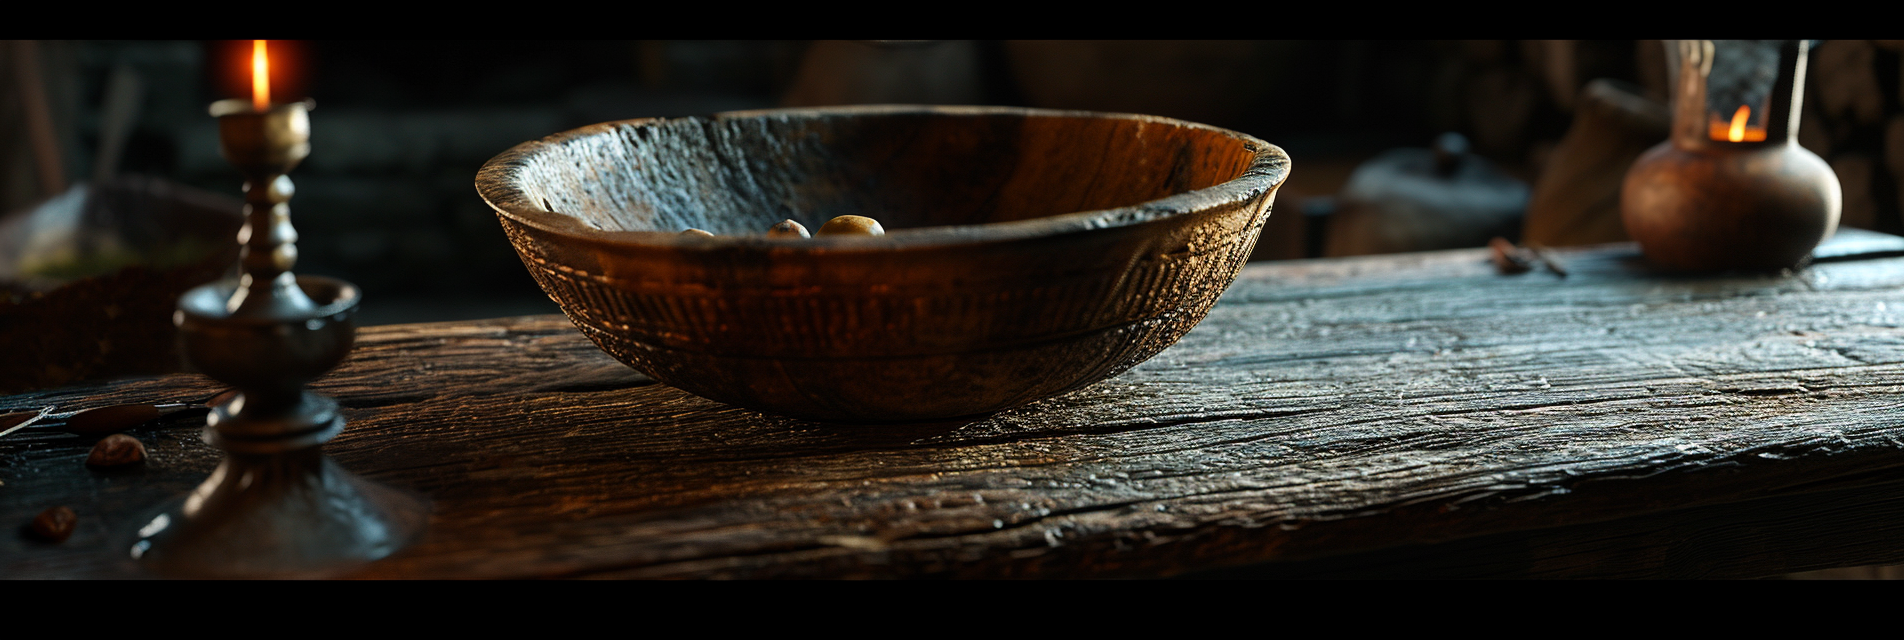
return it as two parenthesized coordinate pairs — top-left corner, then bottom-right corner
(251, 40), (270, 111)
(208, 38), (313, 314)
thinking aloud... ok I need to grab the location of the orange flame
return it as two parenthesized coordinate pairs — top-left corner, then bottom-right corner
(251, 40), (270, 111)
(1710, 104), (1767, 142)
(1728, 105), (1750, 142)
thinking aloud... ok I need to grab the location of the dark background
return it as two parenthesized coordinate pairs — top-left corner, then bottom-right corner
(4, 40), (1898, 324)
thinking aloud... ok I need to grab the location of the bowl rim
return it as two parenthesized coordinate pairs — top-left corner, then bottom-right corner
(475, 104), (1290, 252)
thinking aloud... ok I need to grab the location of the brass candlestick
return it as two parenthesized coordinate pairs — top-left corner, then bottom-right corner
(130, 98), (426, 577)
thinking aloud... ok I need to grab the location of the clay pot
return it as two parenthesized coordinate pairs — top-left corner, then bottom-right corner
(1621, 40), (1842, 272)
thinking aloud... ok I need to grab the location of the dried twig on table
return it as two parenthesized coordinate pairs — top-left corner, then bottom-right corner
(1491, 237), (1568, 277)
(1525, 242), (1569, 277)
(1491, 237), (1533, 274)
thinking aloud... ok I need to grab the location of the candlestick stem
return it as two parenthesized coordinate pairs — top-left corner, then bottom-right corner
(229, 174), (316, 317)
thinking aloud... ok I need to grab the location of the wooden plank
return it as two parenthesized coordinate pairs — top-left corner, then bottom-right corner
(9, 234), (1904, 578)
(1191, 472), (1904, 579)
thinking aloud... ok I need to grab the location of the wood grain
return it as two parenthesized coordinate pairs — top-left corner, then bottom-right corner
(9, 232), (1904, 578)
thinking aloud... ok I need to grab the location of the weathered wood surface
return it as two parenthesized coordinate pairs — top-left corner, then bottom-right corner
(8, 230), (1904, 579)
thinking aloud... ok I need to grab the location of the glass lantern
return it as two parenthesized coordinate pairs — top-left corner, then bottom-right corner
(1622, 40), (1841, 272)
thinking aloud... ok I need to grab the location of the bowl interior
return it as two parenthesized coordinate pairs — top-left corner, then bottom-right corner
(498, 106), (1264, 237)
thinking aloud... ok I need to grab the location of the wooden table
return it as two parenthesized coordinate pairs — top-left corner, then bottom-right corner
(9, 230), (1904, 579)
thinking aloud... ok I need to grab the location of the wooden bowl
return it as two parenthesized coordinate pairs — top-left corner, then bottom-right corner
(476, 105), (1289, 421)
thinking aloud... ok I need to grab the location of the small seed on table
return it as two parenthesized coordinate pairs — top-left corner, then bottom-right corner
(767, 219), (811, 238)
(63, 403), (161, 437)
(817, 215), (884, 236)
(28, 507), (75, 543)
(680, 228), (715, 238)
(87, 434), (146, 467)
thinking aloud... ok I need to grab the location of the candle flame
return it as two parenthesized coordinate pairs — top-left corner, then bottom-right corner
(251, 40), (270, 111)
(1709, 104), (1767, 142)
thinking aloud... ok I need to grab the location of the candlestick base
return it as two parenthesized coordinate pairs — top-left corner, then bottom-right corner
(130, 444), (428, 579)
(134, 275), (428, 578)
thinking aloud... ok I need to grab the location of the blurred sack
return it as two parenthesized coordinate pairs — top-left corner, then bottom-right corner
(1522, 79), (1670, 247)
(0, 175), (241, 392)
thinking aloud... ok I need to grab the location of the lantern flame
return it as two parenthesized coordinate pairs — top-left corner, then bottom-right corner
(251, 40), (270, 111)
(1728, 105), (1750, 142)
(1709, 104), (1767, 142)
